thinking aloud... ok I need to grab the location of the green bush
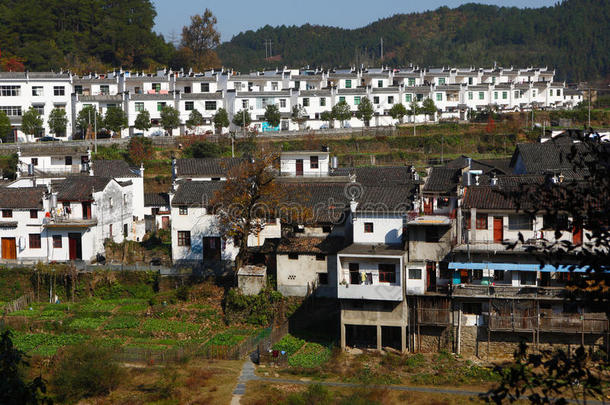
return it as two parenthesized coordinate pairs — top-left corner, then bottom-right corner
(272, 334), (305, 356)
(225, 287), (283, 326)
(285, 383), (333, 405)
(103, 315), (139, 330)
(51, 343), (125, 403)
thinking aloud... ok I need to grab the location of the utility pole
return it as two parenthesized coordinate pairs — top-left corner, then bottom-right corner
(588, 86), (591, 129)
(94, 108), (97, 154)
(263, 40), (268, 59)
(242, 108), (246, 139)
(380, 37), (383, 61)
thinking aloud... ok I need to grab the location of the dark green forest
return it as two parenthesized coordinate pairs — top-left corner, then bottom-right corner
(0, 0), (608, 82)
(217, 0), (610, 82)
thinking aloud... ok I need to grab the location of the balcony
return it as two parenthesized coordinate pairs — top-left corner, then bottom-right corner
(452, 284), (566, 299)
(489, 314), (608, 333)
(338, 283), (403, 301)
(44, 215), (97, 228)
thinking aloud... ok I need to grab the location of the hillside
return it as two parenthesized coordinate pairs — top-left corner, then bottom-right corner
(217, 0), (610, 82)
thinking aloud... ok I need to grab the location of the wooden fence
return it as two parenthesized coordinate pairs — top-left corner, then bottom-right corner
(489, 314), (609, 334)
(2, 293), (35, 315)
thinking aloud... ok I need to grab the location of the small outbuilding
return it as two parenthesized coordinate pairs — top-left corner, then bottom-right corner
(237, 265), (267, 295)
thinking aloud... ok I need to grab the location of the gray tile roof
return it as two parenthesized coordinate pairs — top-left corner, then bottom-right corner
(0, 186), (45, 209)
(510, 142), (596, 176)
(171, 180), (224, 207)
(55, 176), (113, 201)
(423, 167), (460, 193)
(92, 160), (138, 178)
(144, 193), (170, 207)
(176, 158), (245, 178)
(331, 166), (415, 186)
(356, 185), (417, 213)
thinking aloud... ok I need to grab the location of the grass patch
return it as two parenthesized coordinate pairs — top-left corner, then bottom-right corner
(288, 343), (331, 369)
(103, 315), (140, 330)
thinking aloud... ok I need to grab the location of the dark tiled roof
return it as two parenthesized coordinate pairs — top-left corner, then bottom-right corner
(0, 187), (45, 209)
(445, 156), (509, 174)
(144, 193), (169, 207)
(171, 181), (224, 207)
(176, 158), (245, 177)
(277, 236), (346, 255)
(423, 167), (459, 193)
(280, 182), (350, 223)
(462, 186), (524, 210)
(55, 176), (113, 201)
(356, 185), (417, 213)
(510, 142), (598, 176)
(331, 166), (415, 186)
(92, 160), (138, 178)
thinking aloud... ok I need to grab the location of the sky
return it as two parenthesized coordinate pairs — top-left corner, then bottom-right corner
(151, 0), (556, 44)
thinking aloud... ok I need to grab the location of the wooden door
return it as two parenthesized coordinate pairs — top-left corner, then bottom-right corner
(161, 216), (170, 230)
(82, 202), (92, 219)
(426, 262), (436, 291)
(296, 159), (304, 176)
(493, 217), (503, 243)
(203, 237), (221, 261)
(68, 233), (82, 261)
(1, 238), (16, 260)
(423, 198), (433, 215)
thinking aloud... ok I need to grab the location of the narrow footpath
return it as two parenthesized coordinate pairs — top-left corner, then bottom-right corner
(230, 358), (608, 405)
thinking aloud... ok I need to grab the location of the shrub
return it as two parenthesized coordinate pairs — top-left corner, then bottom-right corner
(286, 383), (333, 405)
(272, 334), (305, 356)
(175, 285), (190, 301)
(288, 343), (331, 369)
(51, 343), (125, 403)
(224, 287), (283, 326)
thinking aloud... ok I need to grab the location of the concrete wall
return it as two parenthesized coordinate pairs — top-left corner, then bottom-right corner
(238, 275), (266, 296)
(277, 253), (337, 297)
(353, 213), (404, 245)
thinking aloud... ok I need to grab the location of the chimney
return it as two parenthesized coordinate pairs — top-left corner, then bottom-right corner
(140, 162), (145, 178)
(490, 174), (498, 186)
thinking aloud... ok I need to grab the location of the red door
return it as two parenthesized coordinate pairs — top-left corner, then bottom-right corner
(573, 226), (583, 245)
(161, 216), (170, 230)
(423, 199), (433, 215)
(68, 233), (82, 260)
(82, 202), (92, 219)
(1, 238), (16, 260)
(493, 217), (503, 243)
(296, 159), (304, 176)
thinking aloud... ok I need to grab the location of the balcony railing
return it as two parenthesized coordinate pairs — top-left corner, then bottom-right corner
(489, 314), (609, 333)
(338, 283), (403, 301)
(452, 284), (566, 299)
(44, 215), (97, 228)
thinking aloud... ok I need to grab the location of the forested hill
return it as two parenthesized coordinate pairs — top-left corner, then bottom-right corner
(216, 0), (610, 82)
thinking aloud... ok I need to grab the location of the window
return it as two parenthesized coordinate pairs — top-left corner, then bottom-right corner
(201, 83), (210, 92)
(377, 80), (383, 88)
(157, 102), (166, 111)
(543, 213), (569, 230)
(345, 79), (352, 89)
(33, 105), (44, 115)
(416, 93), (423, 101)
(339, 96), (345, 103)
(0, 106), (22, 116)
(532, 90), (537, 97)
(436, 93), (442, 101)
(408, 268), (422, 279)
(234, 82), (242, 91)
(322, 225), (331, 233)
(425, 227), (441, 243)
(349, 263), (360, 284)
(557, 89), (561, 97)
(100, 85), (109, 95)
(30, 209), (38, 219)
(508, 214), (533, 230)
(502, 91), (508, 100)
(65, 156), (72, 166)
(29, 234), (41, 249)
(32, 86), (43, 96)
(520, 271), (536, 286)
(31, 158), (38, 166)
(124, 223), (128, 237)
(53, 235), (62, 248)
(468, 92), (473, 100)
(373, 96), (380, 104)
(320, 97), (326, 107)
(405, 94), (412, 102)
(135, 102), (144, 112)
(108, 197), (113, 208)
(514, 91), (520, 99)
(378, 264), (396, 283)
(476, 214), (488, 230)
(53, 86), (65, 96)
(152, 83), (161, 92)
(279, 99), (286, 108)
(468, 77), (473, 85)
(387, 96), (394, 104)
(185, 101), (194, 111)
(315, 254), (325, 261)
(364, 222), (374, 233)
(293, 80), (300, 89)
(183, 86), (191, 94)
(408, 78), (415, 86)
(177, 231), (191, 246)
(318, 273), (328, 285)
(438, 77), (446, 85)
(493, 270), (504, 281)
(478, 92), (484, 100)
(288, 253), (298, 260)
(494, 91), (498, 100)
(354, 96), (361, 105)
(302, 98), (310, 107)
(491, 77), (496, 84)
(271, 82), (278, 91)
(462, 303), (482, 315)
(242, 99), (249, 109)
(205, 101), (216, 110)
(2, 209), (12, 218)
(0, 86), (20, 96)
(310, 156), (319, 169)
(179, 206), (188, 215)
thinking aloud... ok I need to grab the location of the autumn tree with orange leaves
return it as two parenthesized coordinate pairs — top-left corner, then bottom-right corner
(179, 9), (221, 71)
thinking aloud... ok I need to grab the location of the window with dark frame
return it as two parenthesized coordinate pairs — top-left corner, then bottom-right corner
(30, 210), (37, 219)
(508, 214), (533, 231)
(310, 156), (319, 169)
(65, 156), (72, 166)
(288, 253), (298, 260)
(493, 270), (505, 281)
(408, 268), (422, 279)
(2, 209), (12, 218)
(349, 263), (360, 284)
(462, 303), (482, 315)
(53, 235), (62, 248)
(201, 83), (210, 92)
(318, 273), (328, 285)
(425, 227), (441, 243)
(315, 254), (325, 261)
(364, 222), (374, 233)
(29, 234), (41, 249)
(31, 158), (38, 166)
(177, 231), (191, 246)
(179, 206), (188, 215)
(378, 263), (396, 283)
(53, 86), (65, 96)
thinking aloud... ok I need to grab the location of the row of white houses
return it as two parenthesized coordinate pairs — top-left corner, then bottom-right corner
(0, 66), (583, 141)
